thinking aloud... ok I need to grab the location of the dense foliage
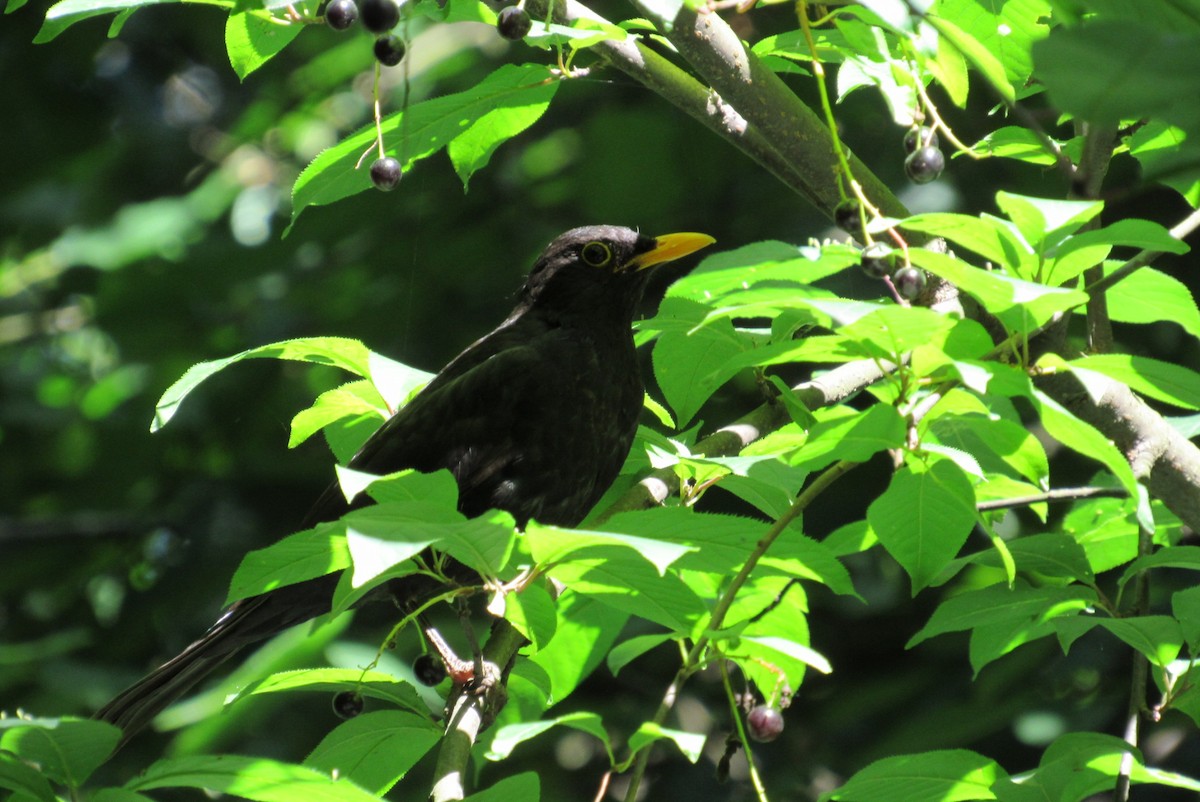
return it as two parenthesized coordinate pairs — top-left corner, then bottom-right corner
(4, 0), (1200, 800)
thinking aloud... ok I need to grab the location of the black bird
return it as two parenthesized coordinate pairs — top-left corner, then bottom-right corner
(96, 225), (715, 740)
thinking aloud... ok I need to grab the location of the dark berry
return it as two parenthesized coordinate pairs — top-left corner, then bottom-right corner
(905, 145), (945, 184)
(834, 198), (864, 236)
(359, 0), (399, 33)
(894, 266), (927, 300)
(332, 690), (364, 719)
(414, 653), (447, 686)
(370, 157), (402, 191)
(859, 242), (892, 279)
(746, 705), (784, 743)
(496, 6), (532, 40)
(374, 34), (405, 66)
(324, 0), (358, 30)
(903, 125), (939, 154)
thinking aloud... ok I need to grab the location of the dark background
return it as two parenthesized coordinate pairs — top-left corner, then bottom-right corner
(2, 1), (1198, 799)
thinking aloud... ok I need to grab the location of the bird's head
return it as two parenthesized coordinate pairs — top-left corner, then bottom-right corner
(516, 225), (715, 325)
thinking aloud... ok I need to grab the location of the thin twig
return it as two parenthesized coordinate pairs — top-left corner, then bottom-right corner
(1113, 520), (1153, 802)
(975, 486), (1127, 512)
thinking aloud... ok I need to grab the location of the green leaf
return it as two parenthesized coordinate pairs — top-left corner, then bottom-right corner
(446, 72), (558, 187)
(526, 521), (695, 576)
(910, 248), (1088, 332)
(0, 717), (120, 791)
(125, 755), (384, 802)
(341, 503), (512, 591)
(304, 711), (441, 795)
(367, 350), (433, 411)
(0, 752), (56, 802)
(224, 9), (303, 81)
(1060, 494), (1138, 573)
(625, 722), (705, 766)
(1034, 21), (1200, 131)
(970, 126), (1065, 166)
(1107, 265), (1200, 342)
(928, 20), (969, 106)
(868, 460), (977, 592)
(292, 64), (558, 221)
(152, 337), (371, 432)
(487, 711), (612, 763)
(36, 0), (230, 43)
(234, 668), (429, 715)
(1172, 585), (1200, 649)
(1055, 615), (1184, 668)
(925, 413), (1049, 486)
(902, 213), (1028, 269)
(1030, 387), (1138, 496)
(1129, 121), (1200, 205)
(651, 303), (746, 427)
(529, 591), (627, 704)
(93, 790), (158, 802)
(968, 534), (1094, 583)
(931, 0), (1049, 82)
(663, 240), (854, 309)
(839, 305), (957, 362)
(226, 523), (347, 605)
(1070, 354), (1200, 410)
(741, 634), (831, 675)
(540, 545), (706, 632)
(927, 13), (1014, 103)
(365, 469), (459, 507)
(1117, 545), (1200, 591)
(1020, 732), (1140, 801)
(503, 581), (557, 652)
(462, 774), (540, 802)
(606, 633), (672, 676)
(792, 404), (906, 471)
(290, 381), (388, 449)
(909, 583), (1096, 647)
(1056, 217), (1189, 257)
(824, 749), (1004, 801)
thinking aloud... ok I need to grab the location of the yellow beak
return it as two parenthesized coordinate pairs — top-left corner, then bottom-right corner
(628, 232), (716, 272)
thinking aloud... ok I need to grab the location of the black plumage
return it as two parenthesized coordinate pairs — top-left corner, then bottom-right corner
(96, 225), (714, 740)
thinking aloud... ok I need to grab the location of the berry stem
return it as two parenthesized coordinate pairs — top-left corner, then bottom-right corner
(908, 69), (979, 160)
(719, 660), (769, 802)
(373, 62), (386, 160)
(798, 1), (852, 200)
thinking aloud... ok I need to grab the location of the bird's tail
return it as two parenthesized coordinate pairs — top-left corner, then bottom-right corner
(95, 573), (340, 742)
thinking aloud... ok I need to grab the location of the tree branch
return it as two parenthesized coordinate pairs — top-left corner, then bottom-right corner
(642, 3), (907, 219)
(1038, 371), (1200, 532)
(429, 620), (524, 802)
(526, 0), (824, 202)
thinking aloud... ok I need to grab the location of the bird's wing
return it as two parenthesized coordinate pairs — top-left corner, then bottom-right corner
(302, 321), (551, 525)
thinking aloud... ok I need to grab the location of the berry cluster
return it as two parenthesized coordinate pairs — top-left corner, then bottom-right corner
(321, 0), (410, 190)
(835, 197), (928, 302)
(903, 125), (944, 184)
(322, 0), (536, 192)
(324, 0), (406, 65)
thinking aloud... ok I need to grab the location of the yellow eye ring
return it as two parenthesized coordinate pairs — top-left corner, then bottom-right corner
(580, 241), (612, 267)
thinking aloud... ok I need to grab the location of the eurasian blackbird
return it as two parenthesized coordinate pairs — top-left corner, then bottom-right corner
(96, 225), (715, 740)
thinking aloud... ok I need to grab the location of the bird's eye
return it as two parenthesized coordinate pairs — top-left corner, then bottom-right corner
(580, 241), (612, 267)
